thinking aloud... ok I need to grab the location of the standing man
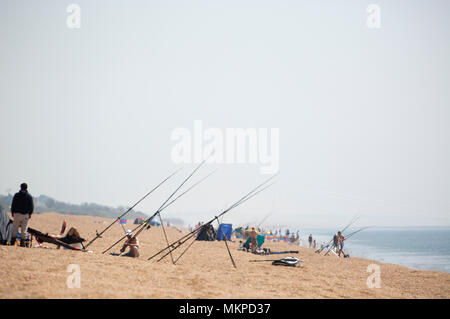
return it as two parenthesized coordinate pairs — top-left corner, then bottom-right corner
(11, 183), (34, 246)
(308, 234), (313, 248)
(249, 227), (258, 253)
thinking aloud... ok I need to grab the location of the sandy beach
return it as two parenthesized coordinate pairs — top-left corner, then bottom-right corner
(1, 212), (449, 299)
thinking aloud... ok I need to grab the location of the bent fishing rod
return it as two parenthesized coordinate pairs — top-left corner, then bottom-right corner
(148, 174), (277, 263)
(157, 181), (276, 267)
(102, 159), (209, 254)
(84, 168), (182, 249)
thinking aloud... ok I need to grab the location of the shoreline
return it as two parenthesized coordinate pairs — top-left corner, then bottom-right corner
(1, 213), (449, 299)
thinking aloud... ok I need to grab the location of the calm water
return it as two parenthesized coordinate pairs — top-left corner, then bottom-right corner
(295, 227), (450, 273)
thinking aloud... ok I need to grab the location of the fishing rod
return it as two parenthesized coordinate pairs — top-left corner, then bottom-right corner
(102, 159), (209, 254)
(159, 169), (218, 212)
(216, 218), (236, 268)
(256, 211), (273, 229)
(323, 215), (360, 252)
(324, 225), (373, 257)
(132, 159), (209, 239)
(149, 180), (276, 264)
(149, 175), (278, 263)
(320, 216), (360, 256)
(148, 177), (277, 263)
(119, 221), (128, 235)
(155, 168), (218, 264)
(341, 215), (361, 234)
(156, 181), (276, 266)
(149, 174), (277, 264)
(84, 168), (181, 249)
(317, 215), (360, 254)
(324, 224), (372, 257)
(344, 226), (373, 240)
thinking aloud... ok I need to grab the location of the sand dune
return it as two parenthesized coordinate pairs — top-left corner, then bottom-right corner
(0, 212), (449, 299)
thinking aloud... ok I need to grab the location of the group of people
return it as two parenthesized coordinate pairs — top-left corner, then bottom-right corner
(7, 183), (352, 260)
(5, 183), (140, 258)
(307, 233), (348, 258)
(308, 234), (317, 249)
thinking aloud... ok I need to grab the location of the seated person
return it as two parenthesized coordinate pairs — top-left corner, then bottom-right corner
(119, 230), (140, 258)
(53, 227), (85, 249)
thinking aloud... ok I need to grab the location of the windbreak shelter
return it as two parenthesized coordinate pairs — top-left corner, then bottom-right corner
(196, 224), (216, 241)
(150, 220), (161, 226)
(217, 223), (232, 240)
(0, 205), (12, 244)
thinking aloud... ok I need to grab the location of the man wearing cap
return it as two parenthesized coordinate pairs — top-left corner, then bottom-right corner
(119, 230), (140, 257)
(10, 183), (34, 246)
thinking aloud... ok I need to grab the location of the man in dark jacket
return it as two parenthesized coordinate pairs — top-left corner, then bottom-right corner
(11, 183), (34, 246)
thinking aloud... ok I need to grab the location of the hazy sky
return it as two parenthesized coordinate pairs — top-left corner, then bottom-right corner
(1, 0), (449, 228)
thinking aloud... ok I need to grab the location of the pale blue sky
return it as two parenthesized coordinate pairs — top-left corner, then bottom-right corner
(1, 0), (449, 227)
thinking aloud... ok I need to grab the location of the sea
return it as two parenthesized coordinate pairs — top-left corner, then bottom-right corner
(293, 227), (450, 273)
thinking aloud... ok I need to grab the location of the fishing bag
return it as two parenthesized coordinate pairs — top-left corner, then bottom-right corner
(271, 257), (300, 267)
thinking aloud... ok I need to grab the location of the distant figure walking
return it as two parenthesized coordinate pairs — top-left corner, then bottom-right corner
(308, 234), (313, 248)
(10, 183), (34, 246)
(313, 239), (316, 249)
